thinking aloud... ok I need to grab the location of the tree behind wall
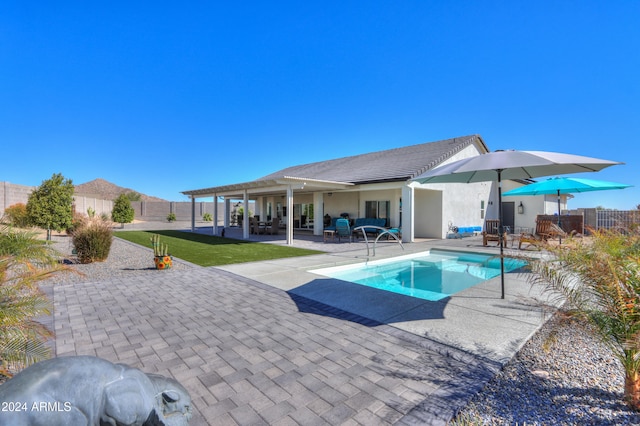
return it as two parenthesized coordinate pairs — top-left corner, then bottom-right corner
(125, 191), (142, 201)
(26, 173), (74, 240)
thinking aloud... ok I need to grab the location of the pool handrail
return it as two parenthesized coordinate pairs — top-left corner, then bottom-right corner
(353, 225), (404, 257)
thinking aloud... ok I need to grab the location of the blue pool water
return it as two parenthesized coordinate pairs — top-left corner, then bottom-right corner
(311, 250), (527, 301)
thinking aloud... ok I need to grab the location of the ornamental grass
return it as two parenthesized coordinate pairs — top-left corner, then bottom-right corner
(71, 215), (114, 264)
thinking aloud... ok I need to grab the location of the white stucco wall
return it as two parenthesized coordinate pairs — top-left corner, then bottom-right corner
(410, 142), (493, 239)
(412, 181), (490, 239)
(322, 192), (359, 219)
(413, 189), (443, 237)
(500, 180), (569, 231)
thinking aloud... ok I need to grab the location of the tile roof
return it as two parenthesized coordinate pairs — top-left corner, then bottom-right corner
(257, 134), (486, 184)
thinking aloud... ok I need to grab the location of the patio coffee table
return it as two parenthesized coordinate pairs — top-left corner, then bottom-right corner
(323, 230), (335, 242)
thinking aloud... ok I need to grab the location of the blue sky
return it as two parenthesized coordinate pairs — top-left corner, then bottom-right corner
(2, 1), (638, 209)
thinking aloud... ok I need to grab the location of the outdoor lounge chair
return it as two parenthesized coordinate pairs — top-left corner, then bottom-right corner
(482, 219), (507, 246)
(335, 218), (352, 242)
(518, 219), (567, 249)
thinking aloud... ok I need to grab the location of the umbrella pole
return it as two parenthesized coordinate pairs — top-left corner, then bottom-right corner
(497, 170), (505, 299)
(557, 189), (562, 244)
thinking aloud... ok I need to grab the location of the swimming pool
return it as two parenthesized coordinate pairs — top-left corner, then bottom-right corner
(310, 249), (527, 301)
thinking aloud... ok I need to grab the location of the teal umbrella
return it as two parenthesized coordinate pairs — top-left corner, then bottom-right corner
(503, 176), (631, 214)
(503, 177), (631, 239)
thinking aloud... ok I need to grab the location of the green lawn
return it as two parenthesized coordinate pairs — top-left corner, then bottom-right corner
(115, 230), (324, 267)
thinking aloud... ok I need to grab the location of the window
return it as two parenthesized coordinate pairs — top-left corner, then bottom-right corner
(365, 200), (390, 227)
(293, 203), (314, 228)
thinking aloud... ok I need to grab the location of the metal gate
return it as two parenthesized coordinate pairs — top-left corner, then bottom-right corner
(596, 210), (640, 232)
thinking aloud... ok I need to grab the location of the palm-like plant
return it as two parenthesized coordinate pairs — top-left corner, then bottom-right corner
(529, 228), (640, 411)
(0, 224), (71, 376)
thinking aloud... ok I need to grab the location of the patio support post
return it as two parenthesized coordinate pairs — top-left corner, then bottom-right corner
(213, 195), (219, 236)
(243, 190), (250, 240)
(286, 185), (293, 245)
(191, 196), (196, 232)
(313, 192), (323, 236)
(402, 185), (414, 243)
(261, 197), (267, 220)
(224, 198), (230, 229)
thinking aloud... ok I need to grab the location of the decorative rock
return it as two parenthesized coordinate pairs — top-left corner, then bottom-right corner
(531, 369), (550, 380)
(455, 313), (640, 425)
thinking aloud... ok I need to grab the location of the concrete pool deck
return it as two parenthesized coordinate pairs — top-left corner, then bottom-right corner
(49, 224), (561, 425)
(216, 231), (560, 366)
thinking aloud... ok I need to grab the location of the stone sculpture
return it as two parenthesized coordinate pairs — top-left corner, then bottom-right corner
(0, 355), (192, 425)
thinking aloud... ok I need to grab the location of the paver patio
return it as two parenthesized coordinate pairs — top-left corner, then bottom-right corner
(50, 227), (558, 425)
(52, 268), (499, 424)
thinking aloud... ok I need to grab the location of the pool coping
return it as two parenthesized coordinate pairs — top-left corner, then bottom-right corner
(308, 248), (528, 302)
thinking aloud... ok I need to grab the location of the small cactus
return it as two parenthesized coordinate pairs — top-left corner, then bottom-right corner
(151, 235), (169, 256)
(154, 242), (169, 257)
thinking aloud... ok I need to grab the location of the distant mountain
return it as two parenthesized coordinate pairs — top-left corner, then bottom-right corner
(74, 178), (166, 202)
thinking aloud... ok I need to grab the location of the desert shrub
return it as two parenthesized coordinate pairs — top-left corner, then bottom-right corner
(3, 203), (29, 228)
(112, 193), (135, 226)
(202, 212), (212, 222)
(71, 216), (114, 263)
(167, 213), (177, 222)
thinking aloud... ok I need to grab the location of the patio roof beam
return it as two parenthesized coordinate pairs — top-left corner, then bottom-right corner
(182, 177), (353, 198)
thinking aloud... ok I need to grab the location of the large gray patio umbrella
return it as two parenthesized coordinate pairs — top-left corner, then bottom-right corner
(503, 177), (632, 241)
(411, 150), (622, 299)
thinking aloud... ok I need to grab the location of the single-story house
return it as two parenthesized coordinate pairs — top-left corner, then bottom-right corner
(182, 134), (552, 244)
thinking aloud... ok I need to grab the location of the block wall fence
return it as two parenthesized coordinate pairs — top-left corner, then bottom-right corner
(3, 182), (636, 231)
(1, 181), (216, 222)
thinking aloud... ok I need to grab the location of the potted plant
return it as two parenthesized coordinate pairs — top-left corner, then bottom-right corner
(152, 236), (172, 270)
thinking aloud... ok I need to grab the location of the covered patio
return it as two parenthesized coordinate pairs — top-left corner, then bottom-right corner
(182, 177), (354, 245)
(182, 135), (506, 245)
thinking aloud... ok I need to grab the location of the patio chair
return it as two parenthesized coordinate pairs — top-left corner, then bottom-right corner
(548, 222), (568, 240)
(518, 219), (565, 249)
(250, 217), (264, 235)
(264, 217), (280, 235)
(335, 218), (352, 243)
(482, 219), (507, 246)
